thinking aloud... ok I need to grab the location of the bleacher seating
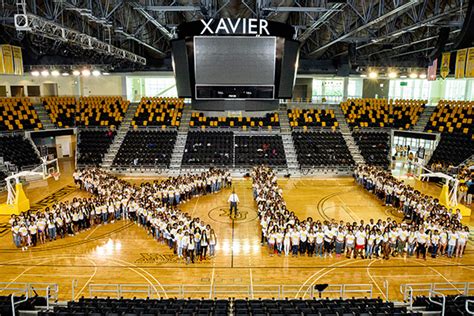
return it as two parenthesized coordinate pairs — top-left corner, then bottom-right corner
(341, 98), (425, 129)
(234, 298), (417, 316)
(0, 134), (40, 169)
(38, 297), (230, 316)
(414, 294), (474, 316)
(113, 130), (177, 167)
(76, 96), (129, 127)
(77, 129), (116, 166)
(189, 112), (280, 129)
(235, 135), (287, 167)
(424, 101), (473, 167)
(182, 131), (234, 167)
(0, 97), (42, 131)
(353, 131), (390, 167)
(132, 97), (183, 128)
(293, 131), (354, 167)
(429, 133), (473, 167)
(0, 295), (42, 315)
(425, 100), (473, 135)
(287, 108), (339, 129)
(41, 96), (77, 128)
(34, 297), (426, 316)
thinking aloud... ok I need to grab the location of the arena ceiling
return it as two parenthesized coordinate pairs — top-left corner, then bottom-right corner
(0, 0), (471, 72)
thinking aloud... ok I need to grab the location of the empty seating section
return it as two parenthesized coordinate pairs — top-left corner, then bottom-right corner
(41, 97), (77, 128)
(38, 298), (230, 316)
(235, 135), (286, 167)
(425, 101), (473, 166)
(0, 134), (40, 168)
(425, 100), (473, 135)
(293, 131), (354, 167)
(182, 131), (233, 166)
(189, 112), (280, 129)
(414, 295), (474, 316)
(353, 131), (390, 167)
(0, 97), (42, 131)
(288, 108), (338, 129)
(429, 133), (473, 166)
(341, 98), (425, 129)
(113, 130), (177, 167)
(132, 97), (183, 127)
(77, 130), (116, 166)
(234, 298), (417, 316)
(76, 96), (129, 127)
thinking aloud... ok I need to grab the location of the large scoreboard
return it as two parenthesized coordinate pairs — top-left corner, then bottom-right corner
(171, 18), (300, 100)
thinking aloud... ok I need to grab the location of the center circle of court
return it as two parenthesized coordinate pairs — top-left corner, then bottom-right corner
(208, 205), (258, 223)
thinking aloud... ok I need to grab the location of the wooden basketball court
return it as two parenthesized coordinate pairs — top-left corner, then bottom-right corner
(0, 159), (473, 301)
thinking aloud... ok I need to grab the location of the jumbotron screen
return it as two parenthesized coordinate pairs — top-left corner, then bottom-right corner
(194, 36), (276, 86)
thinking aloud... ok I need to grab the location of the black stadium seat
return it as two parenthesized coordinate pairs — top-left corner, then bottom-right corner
(235, 135), (287, 167)
(77, 129), (116, 166)
(293, 130), (354, 168)
(0, 134), (41, 169)
(182, 131), (234, 167)
(353, 131), (390, 167)
(113, 130), (177, 168)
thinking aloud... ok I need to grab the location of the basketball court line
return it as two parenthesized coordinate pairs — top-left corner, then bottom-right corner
(73, 258), (97, 300)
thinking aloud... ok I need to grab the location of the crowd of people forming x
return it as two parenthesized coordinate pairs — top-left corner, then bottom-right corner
(253, 165), (469, 260)
(10, 168), (231, 264)
(9, 162), (470, 262)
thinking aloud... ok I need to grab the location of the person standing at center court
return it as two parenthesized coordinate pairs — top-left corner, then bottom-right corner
(228, 189), (239, 218)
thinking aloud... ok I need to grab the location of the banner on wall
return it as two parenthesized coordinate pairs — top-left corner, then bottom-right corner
(466, 47), (474, 78)
(455, 48), (467, 78)
(440, 52), (450, 79)
(0, 45), (14, 74)
(428, 58), (437, 81)
(11, 46), (23, 75)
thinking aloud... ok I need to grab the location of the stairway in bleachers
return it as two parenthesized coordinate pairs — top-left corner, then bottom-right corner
(413, 105), (436, 132)
(32, 103), (55, 129)
(101, 102), (138, 169)
(168, 104), (192, 173)
(333, 105), (365, 165)
(279, 105), (300, 175)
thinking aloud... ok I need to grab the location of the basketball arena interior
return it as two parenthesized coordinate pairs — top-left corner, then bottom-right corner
(0, 0), (473, 315)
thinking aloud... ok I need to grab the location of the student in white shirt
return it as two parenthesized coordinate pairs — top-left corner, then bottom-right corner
(447, 228), (458, 258)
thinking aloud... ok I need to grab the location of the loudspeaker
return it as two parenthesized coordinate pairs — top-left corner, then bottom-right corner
(171, 39), (193, 97)
(428, 27), (450, 61)
(348, 43), (357, 67)
(277, 39), (300, 98)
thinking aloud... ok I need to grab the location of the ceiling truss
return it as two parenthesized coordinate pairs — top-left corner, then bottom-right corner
(0, 0), (469, 70)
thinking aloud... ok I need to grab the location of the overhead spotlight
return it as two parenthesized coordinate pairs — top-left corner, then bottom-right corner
(82, 69), (91, 77)
(388, 72), (398, 79)
(419, 73), (427, 79)
(368, 71), (378, 79)
(400, 75), (408, 79)
(51, 70), (60, 77)
(360, 74), (367, 78)
(62, 72), (70, 76)
(92, 70), (101, 76)
(72, 70), (81, 76)
(41, 70), (49, 77)
(409, 73), (418, 79)
(31, 70), (40, 77)
(102, 72), (110, 76)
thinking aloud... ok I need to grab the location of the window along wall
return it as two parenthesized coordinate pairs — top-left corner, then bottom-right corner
(388, 78), (474, 103)
(126, 76), (178, 102)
